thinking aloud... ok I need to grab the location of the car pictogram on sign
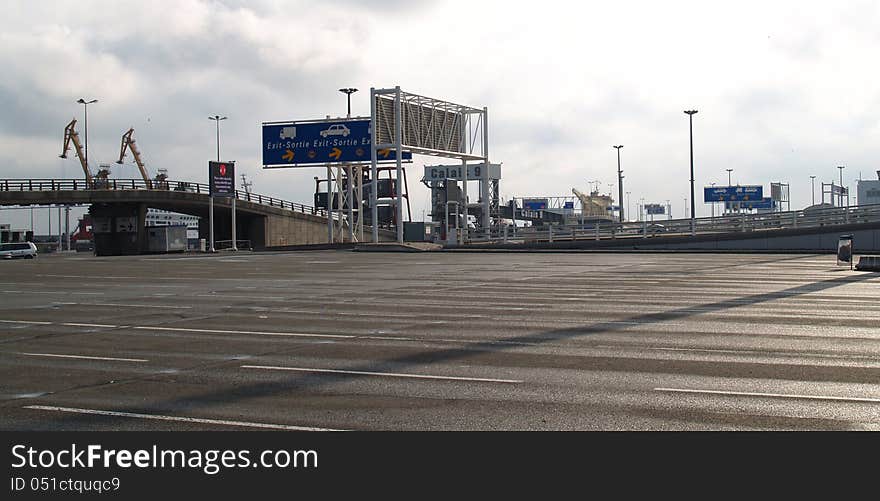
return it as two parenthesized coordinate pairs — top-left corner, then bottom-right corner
(320, 124), (351, 138)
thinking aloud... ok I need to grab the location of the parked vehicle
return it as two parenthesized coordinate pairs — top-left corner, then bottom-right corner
(0, 242), (38, 259)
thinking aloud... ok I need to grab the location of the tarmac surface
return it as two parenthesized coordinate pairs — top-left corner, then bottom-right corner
(1, 250), (878, 430)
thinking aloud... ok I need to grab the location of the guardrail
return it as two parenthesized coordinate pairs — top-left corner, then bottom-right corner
(463, 203), (880, 244)
(0, 178), (326, 218)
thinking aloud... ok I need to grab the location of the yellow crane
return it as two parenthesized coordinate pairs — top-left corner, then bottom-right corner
(59, 118), (93, 186)
(116, 128), (152, 188)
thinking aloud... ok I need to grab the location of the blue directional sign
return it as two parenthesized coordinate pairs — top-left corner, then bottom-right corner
(262, 119), (412, 167)
(645, 203), (666, 215)
(704, 185), (763, 202)
(739, 197), (775, 210)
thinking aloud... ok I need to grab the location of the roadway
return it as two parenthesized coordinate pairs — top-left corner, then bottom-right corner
(0, 250), (878, 430)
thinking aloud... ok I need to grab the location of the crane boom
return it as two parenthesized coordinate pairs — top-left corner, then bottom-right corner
(117, 128), (152, 188)
(60, 119), (93, 185)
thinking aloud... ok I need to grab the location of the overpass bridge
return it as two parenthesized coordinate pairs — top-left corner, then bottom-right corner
(471, 203), (880, 253)
(0, 178), (393, 255)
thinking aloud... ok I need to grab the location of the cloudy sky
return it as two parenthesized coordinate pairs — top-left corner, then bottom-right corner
(2, 0), (880, 232)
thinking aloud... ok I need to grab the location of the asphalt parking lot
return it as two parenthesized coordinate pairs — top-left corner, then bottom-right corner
(1, 250), (878, 430)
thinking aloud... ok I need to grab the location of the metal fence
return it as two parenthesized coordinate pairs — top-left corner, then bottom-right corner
(0, 178), (325, 218)
(465, 203), (880, 244)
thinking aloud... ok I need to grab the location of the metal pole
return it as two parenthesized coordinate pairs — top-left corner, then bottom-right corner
(614, 145), (624, 222)
(394, 87), (403, 244)
(370, 88), (378, 243)
(84, 105), (89, 170)
(685, 110), (698, 236)
(65, 206), (70, 251)
(209, 196), (215, 252)
(347, 165), (354, 242)
(483, 107), (490, 238)
(231, 196), (237, 251)
(838, 166), (845, 207)
(810, 175), (816, 206)
(460, 109), (468, 245)
(327, 165), (333, 243)
(57, 206), (62, 252)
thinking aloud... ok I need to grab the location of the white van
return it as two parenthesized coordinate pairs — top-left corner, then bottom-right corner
(0, 242), (38, 259)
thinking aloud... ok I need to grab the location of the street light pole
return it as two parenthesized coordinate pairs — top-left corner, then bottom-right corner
(613, 145), (624, 222)
(339, 88), (358, 118)
(710, 182), (716, 218)
(208, 115), (228, 253)
(809, 175), (816, 206)
(684, 110), (698, 235)
(76, 98), (97, 173)
(209, 115), (227, 162)
(837, 166), (845, 207)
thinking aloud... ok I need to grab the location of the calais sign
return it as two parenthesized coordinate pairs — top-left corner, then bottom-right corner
(422, 164), (501, 182)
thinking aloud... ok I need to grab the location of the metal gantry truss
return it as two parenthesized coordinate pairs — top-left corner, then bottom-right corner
(371, 86), (491, 243)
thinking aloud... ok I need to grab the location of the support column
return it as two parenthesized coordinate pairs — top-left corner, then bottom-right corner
(394, 86), (403, 244)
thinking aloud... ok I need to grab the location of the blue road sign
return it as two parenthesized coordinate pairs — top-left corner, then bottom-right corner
(704, 185), (763, 202)
(262, 119), (411, 167)
(645, 204), (666, 215)
(523, 199), (547, 210)
(738, 197), (775, 210)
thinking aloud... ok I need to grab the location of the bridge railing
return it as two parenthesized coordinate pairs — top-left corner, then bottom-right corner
(0, 178), (327, 218)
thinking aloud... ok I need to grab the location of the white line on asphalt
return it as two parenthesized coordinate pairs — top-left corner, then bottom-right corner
(654, 387), (880, 404)
(133, 325), (355, 339)
(23, 405), (343, 431)
(603, 345), (880, 361)
(80, 303), (193, 309)
(18, 352), (148, 363)
(196, 294), (285, 300)
(242, 365), (523, 384)
(0, 319), (53, 325)
(61, 322), (118, 328)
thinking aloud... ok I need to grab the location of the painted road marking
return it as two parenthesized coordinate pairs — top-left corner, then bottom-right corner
(18, 352), (148, 363)
(242, 365), (523, 384)
(132, 325), (355, 339)
(58, 303), (193, 310)
(0, 320), (53, 325)
(23, 405), (343, 431)
(654, 387), (880, 404)
(61, 322), (118, 328)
